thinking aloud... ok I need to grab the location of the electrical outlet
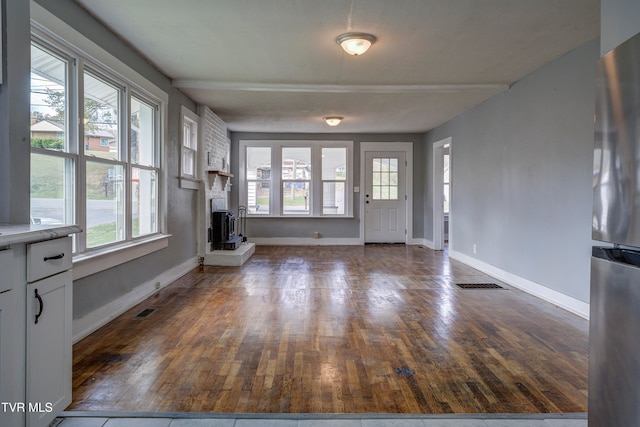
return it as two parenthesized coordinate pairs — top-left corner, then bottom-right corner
(473, 244), (477, 254)
(155, 282), (161, 290)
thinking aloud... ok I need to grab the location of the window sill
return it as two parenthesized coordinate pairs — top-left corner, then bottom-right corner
(72, 233), (171, 280)
(179, 177), (200, 190)
(247, 215), (354, 219)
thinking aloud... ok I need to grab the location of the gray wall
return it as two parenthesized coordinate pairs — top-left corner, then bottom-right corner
(32, 0), (200, 319)
(601, 0), (640, 55)
(230, 132), (425, 240)
(425, 38), (599, 303)
(0, 0), (31, 224)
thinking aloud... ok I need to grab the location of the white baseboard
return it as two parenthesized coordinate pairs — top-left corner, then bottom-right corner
(449, 250), (589, 319)
(72, 257), (199, 343)
(420, 239), (436, 249)
(248, 237), (361, 246)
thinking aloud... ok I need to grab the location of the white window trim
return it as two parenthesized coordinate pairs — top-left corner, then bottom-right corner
(179, 105), (200, 190)
(31, 1), (169, 274)
(239, 140), (353, 218)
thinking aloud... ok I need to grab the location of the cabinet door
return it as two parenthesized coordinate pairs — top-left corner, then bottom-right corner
(0, 288), (22, 427)
(0, 248), (13, 292)
(26, 270), (72, 427)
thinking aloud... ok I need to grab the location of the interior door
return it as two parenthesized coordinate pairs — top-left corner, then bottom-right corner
(364, 151), (406, 243)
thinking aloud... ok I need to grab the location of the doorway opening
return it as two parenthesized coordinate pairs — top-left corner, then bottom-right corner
(433, 137), (452, 251)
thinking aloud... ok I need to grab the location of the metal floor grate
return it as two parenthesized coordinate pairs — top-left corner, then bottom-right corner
(134, 308), (157, 318)
(456, 283), (503, 289)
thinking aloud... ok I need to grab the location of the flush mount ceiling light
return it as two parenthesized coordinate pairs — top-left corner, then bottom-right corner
(336, 32), (377, 56)
(323, 116), (344, 126)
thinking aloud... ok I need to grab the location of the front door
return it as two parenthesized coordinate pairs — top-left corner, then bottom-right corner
(364, 151), (406, 243)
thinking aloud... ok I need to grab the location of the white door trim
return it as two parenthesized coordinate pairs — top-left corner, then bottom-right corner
(432, 137), (452, 251)
(360, 142), (413, 244)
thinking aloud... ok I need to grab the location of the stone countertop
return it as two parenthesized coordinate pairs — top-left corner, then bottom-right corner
(0, 224), (82, 246)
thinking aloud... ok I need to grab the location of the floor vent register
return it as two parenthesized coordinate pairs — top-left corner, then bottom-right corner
(456, 283), (503, 289)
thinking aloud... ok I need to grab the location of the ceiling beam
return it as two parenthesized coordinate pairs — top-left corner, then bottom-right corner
(172, 80), (510, 94)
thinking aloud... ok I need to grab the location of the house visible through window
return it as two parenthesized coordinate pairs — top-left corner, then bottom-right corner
(282, 147), (311, 215)
(30, 36), (164, 255)
(240, 141), (352, 217)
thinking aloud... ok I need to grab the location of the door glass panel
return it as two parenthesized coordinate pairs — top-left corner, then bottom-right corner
(372, 157), (399, 200)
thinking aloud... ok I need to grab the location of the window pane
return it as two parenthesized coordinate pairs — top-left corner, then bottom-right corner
(444, 154), (450, 183)
(131, 97), (155, 166)
(132, 167), (157, 237)
(444, 183), (450, 214)
(183, 120), (196, 149)
(321, 147), (346, 180)
(282, 147), (311, 180)
(248, 181), (270, 214)
(30, 153), (74, 225)
(86, 161), (125, 247)
(283, 181), (310, 215)
(30, 44), (67, 151)
(247, 147), (271, 179)
(372, 186), (381, 199)
(247, 147), (271, 215)
(84, 72), (119, 159)
(372, 157), (399, 200)
(323, 182), (345, 215)
(182, 149), (195, 177)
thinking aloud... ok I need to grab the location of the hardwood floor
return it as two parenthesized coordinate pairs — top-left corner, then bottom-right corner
(68, 245), (588, 414)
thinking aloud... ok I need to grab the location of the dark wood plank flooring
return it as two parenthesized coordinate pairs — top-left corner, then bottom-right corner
(68, 245), (588, 413)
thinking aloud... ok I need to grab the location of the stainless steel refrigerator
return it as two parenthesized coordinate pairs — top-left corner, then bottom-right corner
(591, 31), (640, 427)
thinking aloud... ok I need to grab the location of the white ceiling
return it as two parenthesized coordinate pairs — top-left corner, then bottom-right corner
(74, 0), (599, 134)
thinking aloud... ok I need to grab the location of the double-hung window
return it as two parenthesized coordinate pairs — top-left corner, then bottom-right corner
(30, 32), (165, 263)
(240, 141), (352, 217)
(180, 106), (198, 180)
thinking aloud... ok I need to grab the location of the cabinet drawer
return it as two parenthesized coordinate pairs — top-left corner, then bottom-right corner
(27, 237), (72, 282)
(0, 249), (12, 292)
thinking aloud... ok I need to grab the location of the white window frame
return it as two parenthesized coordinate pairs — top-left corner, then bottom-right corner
(31, 3), (169, 279)
(239, 140), (353, 218)
(179, 106), (200, 190)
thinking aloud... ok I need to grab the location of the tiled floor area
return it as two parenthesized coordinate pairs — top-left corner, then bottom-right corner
(53, 413), (588, 427)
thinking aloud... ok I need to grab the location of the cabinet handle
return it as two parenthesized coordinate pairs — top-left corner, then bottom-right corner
(43, 253), (65, 262)
(34, 289), (44, 324)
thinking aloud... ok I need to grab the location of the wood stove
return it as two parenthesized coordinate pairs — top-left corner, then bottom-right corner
(209, 207), (241, 250)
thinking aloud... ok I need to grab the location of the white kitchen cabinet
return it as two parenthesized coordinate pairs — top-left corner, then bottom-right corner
(1, 255), (23, 427)
(25, 237), (73, 427)
(0, 248), (21, 427)
(0, 226), (79, 427)
(26, 270), (72, 427)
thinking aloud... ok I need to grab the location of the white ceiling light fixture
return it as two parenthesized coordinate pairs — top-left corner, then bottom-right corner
(336, 32), (377, 56)
(323, 116), (344, 126)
